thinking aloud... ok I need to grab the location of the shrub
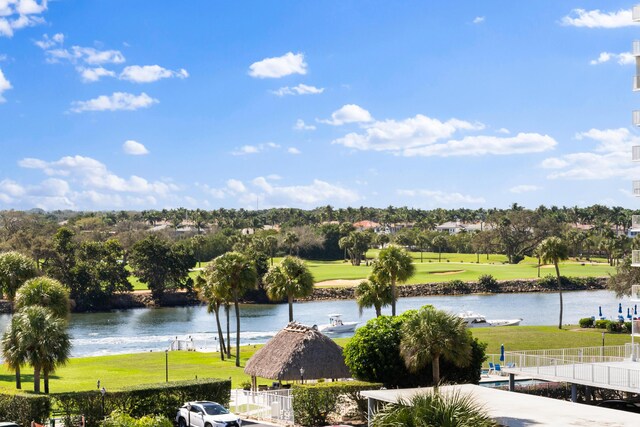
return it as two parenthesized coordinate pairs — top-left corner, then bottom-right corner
(101, 411), (173, 427)
(606, 322), (623, 333)
(444, 279), (470, 294)
(477, 274), (498, 290)
(292, 381), (382, 426)
(578, 318), (594, 328)
(344, 312), (486, 388)
(0, 394), (50, 426)
(595, 320), (609, 329)
(53, 378), (230, 426)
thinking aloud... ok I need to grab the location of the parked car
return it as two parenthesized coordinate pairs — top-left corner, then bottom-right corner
(596, 399), (640, 413)
(176, 401), (242, 427)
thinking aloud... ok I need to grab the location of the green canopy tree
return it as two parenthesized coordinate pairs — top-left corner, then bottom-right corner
(207, 252), (257, 367)
(537, 236), (569, 329)
(374, 245), (415, 316)
(264, 256), (315, 322)
(399, 306), (472, 385)
(0, 251), (37, 308)
(354, 274), (393, 317)
(14, 277), (70, 319)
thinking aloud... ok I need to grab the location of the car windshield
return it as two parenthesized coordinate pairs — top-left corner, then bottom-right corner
(202, 403), (229, 415)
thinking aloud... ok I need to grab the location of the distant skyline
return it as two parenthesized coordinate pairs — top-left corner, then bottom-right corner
(1, 1), (640, 211)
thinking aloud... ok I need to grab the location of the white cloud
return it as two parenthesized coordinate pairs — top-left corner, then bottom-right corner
(473, 16), (485, 24)
(43, 45), (125, 65)
(561, 8), (638, 28)
(122, 140), (149, 155)
(0, 54), (7, 61)
(248, 52), (307, 78)
(249, 176), (359, 206)
(288, 147), (301, 155)
(77, 66), (115, 83)
(271, 83), (324, 96)
(231, 142), (280, 156)
(0, 179), (25, 197)
(0, 0), (47, 38)
(397, 189), (485, 205)
(590, 51), (634, 65)
(226, 179), (247, 194)
(18, 154), (178, 195)
(541, 128), (640, 180)
(319, 104), (373, 126)
(70, 92), (158, 113)
(293, 119), (316, 131)
(119, 65), (189, 83)
(509, 184), (541, 194)
(496, 128), (510, 134)
(332, 113), (555, 157)
(34, 32), (63, 49)
(0, 68), (11, 102)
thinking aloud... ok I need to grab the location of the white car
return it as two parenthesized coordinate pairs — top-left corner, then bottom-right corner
(176, 401), (243, 427)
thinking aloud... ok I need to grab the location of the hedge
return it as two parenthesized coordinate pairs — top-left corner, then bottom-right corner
(0, 393), (50, 426)
(52, 378), (230, 427)
(292, 380), (382, 426)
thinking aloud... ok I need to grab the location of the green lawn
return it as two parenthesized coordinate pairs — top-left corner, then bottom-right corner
(3, 325), (631, 394)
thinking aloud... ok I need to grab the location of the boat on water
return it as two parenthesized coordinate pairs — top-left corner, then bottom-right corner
(317, 314), (358, 333)
(459, 311), (522, 328)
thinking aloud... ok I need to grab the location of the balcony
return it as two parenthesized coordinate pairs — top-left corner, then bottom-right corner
(634, 111), (640, 127)
(635, 41), (640, 56)
(634, 5), (640, 22)
(633, 285), (640, 300)
(634, 76), (640, 91)
(634, 180), (640, 195)
(633, 251), (640, 268)
(633, 215), (640, 228)
(634, 145), (640, 161)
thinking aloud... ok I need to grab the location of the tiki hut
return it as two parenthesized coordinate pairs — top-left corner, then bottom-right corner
(244, 322), (351, 390)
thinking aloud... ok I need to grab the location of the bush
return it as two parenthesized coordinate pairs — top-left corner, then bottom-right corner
(443, 279), (470, 294)
(477, 274), (498, 290)
(292, 381), (382, 426)
(101, 411), (173, 427)
(53, 378), (230, 426)
(578, 318), (594, 328)
(0, 394), (50, 426)
(595, 320), (609, 329)
(344, 312), (486, 388)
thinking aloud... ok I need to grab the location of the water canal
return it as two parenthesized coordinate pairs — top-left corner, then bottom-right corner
(0, 290), (631, 357)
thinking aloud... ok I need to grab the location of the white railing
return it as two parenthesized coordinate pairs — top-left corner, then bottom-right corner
(633, 251), (640, 267)
(634, 76), (640, 91)
(633, 145), (640, 161)
(634, 5), (640, 22)
(231, 389), (294, 425)
(634, 41), (640, 57)
(633, 181), (640, 196)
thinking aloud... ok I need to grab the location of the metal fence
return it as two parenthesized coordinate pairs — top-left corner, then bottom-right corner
(231, 388), (294, 425)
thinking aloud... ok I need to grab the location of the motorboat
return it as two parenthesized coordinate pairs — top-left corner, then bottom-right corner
(458, 311), (522, 328)
(317, 314), (358, 333)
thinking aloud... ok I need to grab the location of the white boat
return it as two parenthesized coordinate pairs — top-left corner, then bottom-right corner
(317, 314), (358, 333)
(458, 311), (522, 328)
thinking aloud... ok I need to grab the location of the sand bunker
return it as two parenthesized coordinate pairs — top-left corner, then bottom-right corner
(429, 270), (465, 275)
(315, 279), (361, 287)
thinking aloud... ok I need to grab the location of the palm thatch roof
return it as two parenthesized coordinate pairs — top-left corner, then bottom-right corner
(244, 322), (351, 381)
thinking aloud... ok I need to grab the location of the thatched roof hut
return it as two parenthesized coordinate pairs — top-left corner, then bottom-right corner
(244, 322), (351, 385)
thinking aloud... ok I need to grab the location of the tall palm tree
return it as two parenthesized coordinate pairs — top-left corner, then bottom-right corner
(399, 305), (472, 384)
(2, 315), (27, 389)
(354, 274), (393, 317)
(207, 252), (257, 367)
(195, 275), (227, 360)
(372, 389), (496, 427)
(431, 234), (448, 262)
(374, 245), (415, 316)
(537, 237), (569, 329)
(13, 306), (71, 393)
(0, 251), (37, 309)
(14, 277), (70, 319)
(264, 256), (315, 322)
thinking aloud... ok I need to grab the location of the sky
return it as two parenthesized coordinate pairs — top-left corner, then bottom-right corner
(1, 1), (640, 212)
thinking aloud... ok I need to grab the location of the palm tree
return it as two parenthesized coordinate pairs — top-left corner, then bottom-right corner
(207, 252), (257, 367)
(14, 277), (70, 319)
(432, 234), (448, 262)
(0, 251), (37, 309)
(354, 275), (393, 317)
(374, 245), (415, 316)
(372, 389), (496, 427)
(2, 315), (27, 389)
(195, 275), (227, 360)
(283, 231), (299, 255)
(264, 256), (315, 322)
(12, 306), (71, 393)
(399, 305), (472, 384)
(537, 237), (569, 329)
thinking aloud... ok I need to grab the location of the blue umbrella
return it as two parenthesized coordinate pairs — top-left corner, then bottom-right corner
(619, 303), (623, 314)
(500, 344), (505, 362)
(599, 306), (602, 317)
(635, 305), (637, 316)
(628, 308), (632, 319)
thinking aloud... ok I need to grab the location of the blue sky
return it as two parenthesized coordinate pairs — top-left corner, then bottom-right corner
(1, 1), (640, 211)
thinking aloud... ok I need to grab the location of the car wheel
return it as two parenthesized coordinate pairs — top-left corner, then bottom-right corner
(178, 417), (187, 427)
(205, 423), (213, 427)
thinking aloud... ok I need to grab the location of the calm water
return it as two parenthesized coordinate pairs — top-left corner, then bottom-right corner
(0, 290), (631, 357)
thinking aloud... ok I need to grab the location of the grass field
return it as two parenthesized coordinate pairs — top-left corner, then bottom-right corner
(126, 252), (615, 291)
(2, 325), (630, 394)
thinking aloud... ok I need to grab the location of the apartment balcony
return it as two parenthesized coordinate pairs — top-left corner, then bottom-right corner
(634, 145), (640, 161)
(633, 215), (640, 228)
(635, 40), (640, 56)
(634, 76), (640, 91)
(634, 5), (640, 22)
(633, 252), (640, 268)
(634, 181), (640, 195)
(634, 111), (640, 127)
